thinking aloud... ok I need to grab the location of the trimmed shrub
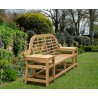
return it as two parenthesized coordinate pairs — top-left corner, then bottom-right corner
(83, 46), (92, 52)
(16, 13), (54, 34)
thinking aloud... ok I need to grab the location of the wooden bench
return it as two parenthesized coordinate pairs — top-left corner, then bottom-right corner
(23, 34), (78, 86)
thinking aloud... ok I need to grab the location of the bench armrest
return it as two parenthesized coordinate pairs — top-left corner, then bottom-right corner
(58, 47), (78, 55)
(58, 47), (78, 51)
(25, 54), (55, 64)
(26, 54), (54, 59)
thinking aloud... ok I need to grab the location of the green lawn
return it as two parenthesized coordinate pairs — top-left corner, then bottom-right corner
(0, 52), (98, 89)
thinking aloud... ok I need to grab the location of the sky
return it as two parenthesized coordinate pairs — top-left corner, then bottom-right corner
(0, 0), (98, 9)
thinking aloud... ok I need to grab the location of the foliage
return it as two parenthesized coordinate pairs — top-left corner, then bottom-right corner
(79, 45), (98, 52)
(0, 59), (9, 69)
(0, 19), (5, 25)
(78, 48), (85, 54)
(66, 26), (75, 36)
(16, 13), (54, 34)
(92, 45), (98, 50)
(83, 46), (93, 52)
(0, 19), (27, 84)
(0, 49), (14, 69)
(73, 40), (79, 47)
(0, 60), (25, 83)
(6, 22), (18, 30)
(0, 48), (14, 62)
(74, 36), (91, 47)
(94, 38), (98, 45)
(0, 37), (4, 48)
(13, 30), (28, 56)
(0, 65), (18, 83)
(0, 20), (28, 56)
(56, 31), (73, 46)
(0, 25), (15, 49)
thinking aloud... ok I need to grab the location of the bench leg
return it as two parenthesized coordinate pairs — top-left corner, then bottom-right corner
(75, 55), (78, 67)
(52, 57), (55, 82)
(64, 61), (66, 75)
(72, 57), (75, 64)
(46, 61), (49, 87)
(25, 60), (28, 83)
(25, 66), (28, 83)
(52, 66), (55, 82)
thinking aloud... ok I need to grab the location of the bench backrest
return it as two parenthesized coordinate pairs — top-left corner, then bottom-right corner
(29, 34), (60, 55)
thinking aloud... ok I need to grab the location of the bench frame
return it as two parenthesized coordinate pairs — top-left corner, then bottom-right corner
(23, 34), (78, 86)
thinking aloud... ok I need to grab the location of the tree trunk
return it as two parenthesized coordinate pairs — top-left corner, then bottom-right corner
(55, 9), (59, 32)
(89, 9), (94, 45)
(77, 12), (80, 36)
(70, 9), (78, 36)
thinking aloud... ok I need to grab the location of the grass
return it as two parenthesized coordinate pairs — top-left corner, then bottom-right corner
(0, 52), (98, 89)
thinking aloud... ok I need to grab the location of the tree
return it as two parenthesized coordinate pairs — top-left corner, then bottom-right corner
(42, 9), (69, 32)
(69, 9), (87, 36)
(0, 9), (6, 19)
(88, 9), (98, 44)
(42, 9), (61, 32)
(59, 9), (69, 32)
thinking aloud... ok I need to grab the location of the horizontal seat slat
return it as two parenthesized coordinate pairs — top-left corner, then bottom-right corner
(54, 54), (73, 65)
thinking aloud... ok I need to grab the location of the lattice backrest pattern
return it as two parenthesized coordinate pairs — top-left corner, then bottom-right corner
(29, 34), (60, 55)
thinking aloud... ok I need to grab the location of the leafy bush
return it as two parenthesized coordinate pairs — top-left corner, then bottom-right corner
(16, 12), (54, 34)
(78, 48), (85, 54)
(0, 66), (17, 83)
(73, 40), (79, 47)
(94, 38), (98, 45)
(93, 45), (98, 50)
(0, 20), (28, 56)
(0, 25), (15, 49)
(74, 36), (91, 47)
(83, 46), (92, 52)
(0, 19), (27, 84)
(6, 22), (18, 30)
(13, 30), (28, 56)
(0, 59), (9, 69)
(56, 31), (73, 46)
(0, 48), (14, 61)
(0, 19), (5, 25)
(0, 37), (4, 48)
(0, 62), (25, 83)
(66, 26), (75, 36)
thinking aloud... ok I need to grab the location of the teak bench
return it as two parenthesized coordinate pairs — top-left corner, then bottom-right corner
(23, 34), (78, 86)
